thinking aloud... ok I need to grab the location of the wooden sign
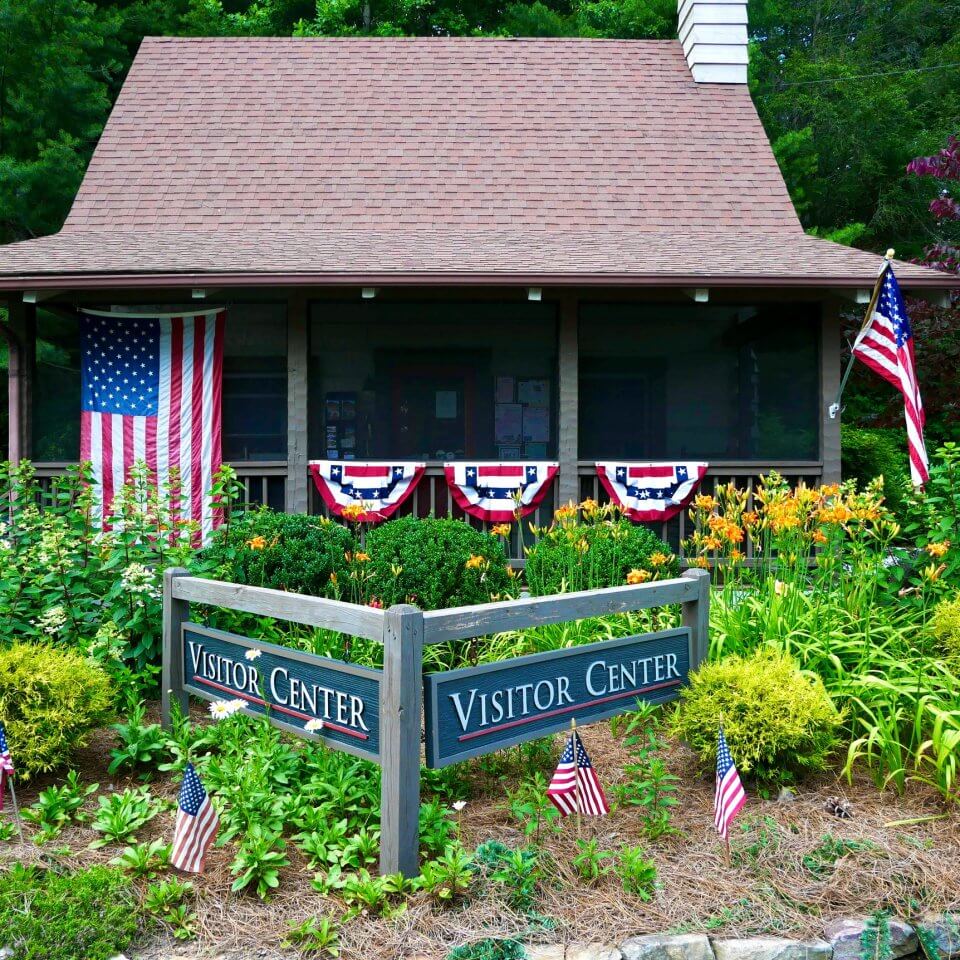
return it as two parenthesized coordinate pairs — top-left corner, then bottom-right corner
(423, 627), (691, 768)
(181, 623), (382, 761)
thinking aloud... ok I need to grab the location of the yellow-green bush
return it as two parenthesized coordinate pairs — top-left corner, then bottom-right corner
(0, 644), (113, 778)
(669, 649), (843, 784)
(930, 595), (960, 661)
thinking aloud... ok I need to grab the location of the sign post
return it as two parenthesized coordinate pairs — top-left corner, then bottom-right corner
(161, 567), (191, 727)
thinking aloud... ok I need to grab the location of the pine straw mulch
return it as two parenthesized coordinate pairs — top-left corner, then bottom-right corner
(3, 713), (960, 960)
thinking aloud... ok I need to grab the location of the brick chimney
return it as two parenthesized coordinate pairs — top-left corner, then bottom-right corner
(679, 0), (749, 83)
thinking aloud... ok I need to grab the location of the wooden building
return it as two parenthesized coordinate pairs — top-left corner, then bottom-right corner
(0, 3), (954, 534)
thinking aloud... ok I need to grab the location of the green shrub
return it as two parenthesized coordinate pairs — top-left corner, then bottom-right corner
(199, 508), (356, 596)
(448, 939), (526, 960)
(0, 643), (113, 778)
(931, 595), (960, 660)
(669, 649), (843, 785)
(364, 516), (517, 609)
(0, 864), (141, 960)
(525, 508), (677, 596)
(842, 426), (911, 520)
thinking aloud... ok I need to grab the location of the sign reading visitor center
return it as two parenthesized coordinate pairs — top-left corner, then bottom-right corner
(181, 624), (381, 760)
(423, 628), (691, 767)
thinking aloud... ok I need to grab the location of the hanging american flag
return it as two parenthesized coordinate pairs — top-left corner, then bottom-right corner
(0, 723), (13, 813)
(444, 462), (558, 522)
(597, 462), (708, 522)
(309, 461), (425, 522)
(546, 730), (610, 817)
(80, 309), (225, 542)
(714, 727), (746, 842)
(171, 762), (219, 874)
(851, 264), (929, 486)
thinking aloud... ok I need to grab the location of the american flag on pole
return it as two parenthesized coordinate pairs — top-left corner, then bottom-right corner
(597, 462), (708, 522)
(309, 461), (425, 522)
(546, 731), (610, 817)
(851, 264), (929, 486)
(715, 727), (746, 842)
(444, 462), (558, 522)
(0, 723), (13, 812)
(80, 310), (225, 542)
(171, 762), (219, 874)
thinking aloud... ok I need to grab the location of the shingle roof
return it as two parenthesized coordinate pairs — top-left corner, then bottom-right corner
(0, 36), (952, 288)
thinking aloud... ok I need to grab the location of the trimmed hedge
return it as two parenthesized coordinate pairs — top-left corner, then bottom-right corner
(842, 425), (911, 519)
(0, 643), (113, 778)
(364, 516), (516, 609)
(199, 508), (357, 596)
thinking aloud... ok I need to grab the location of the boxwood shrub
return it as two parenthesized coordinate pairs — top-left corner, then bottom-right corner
(364, 516), (516, 610)
(525, 516), (677, 596)
(0, 643), (113, 778)
(669, 648), (842, 785)
(0, 864), (141, 960)
(842, 425), (911, 520)
(199, 508), (357, 595)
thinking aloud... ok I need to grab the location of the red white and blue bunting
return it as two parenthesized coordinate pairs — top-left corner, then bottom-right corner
(596, 462), (708, 523)
(444, 462), (559, 523)
(309, 461), (425, 523)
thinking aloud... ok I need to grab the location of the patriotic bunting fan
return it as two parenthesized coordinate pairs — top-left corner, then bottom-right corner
(444, 462), (558, 523)
(596, 462), (708, 523)
(309, 461), (424, 522)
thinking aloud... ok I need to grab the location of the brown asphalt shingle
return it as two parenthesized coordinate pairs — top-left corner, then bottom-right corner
(0, 36), (952, 286)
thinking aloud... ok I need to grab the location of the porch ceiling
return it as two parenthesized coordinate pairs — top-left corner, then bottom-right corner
(0, 229), (954, 291)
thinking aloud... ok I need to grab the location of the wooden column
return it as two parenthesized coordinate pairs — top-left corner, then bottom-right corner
(681, 568), (711, 668)
(379, 603), (424, 878)
(557, 295), (579, 505)
(821, 300), (843, 484)
(286, 293), (309, 513)
(4, 299), (35, 463)
(161, 567), (192, 729)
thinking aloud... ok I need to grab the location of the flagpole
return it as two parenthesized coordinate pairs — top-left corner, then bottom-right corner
(828, 249), (895, 420)
(571, 717), (582, 838)
(7, 778), (24, 845)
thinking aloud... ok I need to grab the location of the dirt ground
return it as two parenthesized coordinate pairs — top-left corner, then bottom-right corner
(4, 716), (959, 960)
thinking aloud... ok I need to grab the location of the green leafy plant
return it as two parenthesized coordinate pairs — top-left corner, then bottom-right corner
(229, 824), (290, 899)
(572, 837), (613, 885)
(0, 643), (113, 778)
(143, 877), (196, 941)
(415, 844), (475, 905)
(364, 515), (517, 609)
(617, 844), (658, 900)
(0, 863), (141, 960)
(447, 939), (527, 960)
(110, 838), (172, 878)
(802, 834), (872, 879)
(23, 770), (97, 841)
(490, 846), (542, 912)
(108, 697), (168, 776)
(506, 772), (562, 842)
(283, 916), (340, 957)
(615, 723), (680, 839)
(930, 594), (960, 661)
(670, 648), (843, 785)
(861, 909), (894, 960)
(419, 798), (458, 857)
(89, 786), (162, 848)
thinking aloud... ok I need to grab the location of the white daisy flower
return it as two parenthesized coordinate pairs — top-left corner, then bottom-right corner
(244, 648), (262, 661)
(208, 698), (246, 720)
(452, 800), (467, 812)
(304, 718), (324, 732)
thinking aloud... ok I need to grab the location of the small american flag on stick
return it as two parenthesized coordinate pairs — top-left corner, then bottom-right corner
(171, 763), (219, 874)
(547, 729), (610, 817)
(715, 727), (746, 845)
(0, 723), (13, 812)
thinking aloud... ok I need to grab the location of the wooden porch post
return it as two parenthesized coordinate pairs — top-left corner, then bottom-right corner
(557, 295), (579, 505)
(4, 298), (36, 463)
(821, 300), (842, 484)
(286, 292), (309, 513)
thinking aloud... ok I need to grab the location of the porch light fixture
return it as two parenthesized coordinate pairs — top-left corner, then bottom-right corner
(22, 290), (63, 304)
(527, 287), (542, 301)
(683, 288), (710, 303)
(361, 287), (378, 299)
(192, 288), (207, 299)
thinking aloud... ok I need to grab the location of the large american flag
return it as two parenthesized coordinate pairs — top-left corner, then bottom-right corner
(80, 309), (225, 540)
(0, 723), (13, 813)
(171, 762), (219, 874)
(444, 462), (558, 522)
(851, 265), (929, 486)
(714, 727), (746, 842)
(546, 731), (610, 817)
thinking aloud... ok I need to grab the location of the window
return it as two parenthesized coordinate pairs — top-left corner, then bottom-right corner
(33, 311), (81, 461)
(578, 303), (820, 461)
(309, 302), (557, 461)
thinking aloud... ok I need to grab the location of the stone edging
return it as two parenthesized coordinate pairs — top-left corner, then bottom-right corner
(525, 915), (960, 960)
